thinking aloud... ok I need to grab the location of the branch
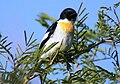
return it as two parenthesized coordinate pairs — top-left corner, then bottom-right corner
(74, 39), (113, 58)
(96, 65), (115, 76)
(78, 57), (111, 65)
(24, 73), (42, 84)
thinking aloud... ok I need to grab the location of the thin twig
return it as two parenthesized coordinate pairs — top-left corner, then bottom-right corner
(45, 40), (62, 69)
(43, 73), (47, 84)
(113, 8), (120, 23)
(0, 53), (14, 66)
(104, 13), (119, 28)
(0, 44), (14, 64)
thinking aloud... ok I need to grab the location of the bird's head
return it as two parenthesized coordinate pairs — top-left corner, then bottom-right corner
(60, 8), (77, 23)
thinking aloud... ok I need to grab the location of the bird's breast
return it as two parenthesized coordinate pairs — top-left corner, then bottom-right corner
(58, 21), (74, 33)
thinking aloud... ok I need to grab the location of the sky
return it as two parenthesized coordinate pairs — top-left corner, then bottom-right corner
(0, 0), (120, 84)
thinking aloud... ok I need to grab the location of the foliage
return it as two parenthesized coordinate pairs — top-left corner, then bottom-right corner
(0, 2), (120, 84)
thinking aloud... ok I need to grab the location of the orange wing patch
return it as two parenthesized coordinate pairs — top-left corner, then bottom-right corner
(59, 21), (74, 33)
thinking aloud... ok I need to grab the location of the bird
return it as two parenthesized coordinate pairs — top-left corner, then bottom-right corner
(39, 8), (77, 59)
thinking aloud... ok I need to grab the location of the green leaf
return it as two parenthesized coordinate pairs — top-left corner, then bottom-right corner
(40, 13), (56, 22)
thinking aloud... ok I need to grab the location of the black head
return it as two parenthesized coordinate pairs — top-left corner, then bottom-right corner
(60, 8), (77, 23)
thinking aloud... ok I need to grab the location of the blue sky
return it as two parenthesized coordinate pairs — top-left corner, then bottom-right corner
(0, 0), (120, 83)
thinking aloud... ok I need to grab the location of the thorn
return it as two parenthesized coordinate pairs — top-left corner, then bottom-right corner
(68, 70), (70, 77)
(75, 62), (79, 68)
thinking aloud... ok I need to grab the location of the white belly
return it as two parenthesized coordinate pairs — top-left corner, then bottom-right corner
(41, 28), (73, 58)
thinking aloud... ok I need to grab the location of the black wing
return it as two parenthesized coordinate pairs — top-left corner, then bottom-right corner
(39, 21), (57, 49)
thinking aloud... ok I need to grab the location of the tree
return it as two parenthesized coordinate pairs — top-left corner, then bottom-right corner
(0, 2), (120, 84)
